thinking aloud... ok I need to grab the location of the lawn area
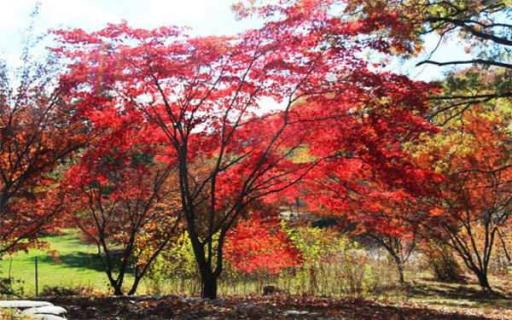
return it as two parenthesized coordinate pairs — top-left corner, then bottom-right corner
(0, 230), (115, 296)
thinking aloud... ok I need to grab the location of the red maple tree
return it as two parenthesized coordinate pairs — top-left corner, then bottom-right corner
(54, 0), (436, 298)
(0, 44), (86, 254)
(62, 98), (181, 295)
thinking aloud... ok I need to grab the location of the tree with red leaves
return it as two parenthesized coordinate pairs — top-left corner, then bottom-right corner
(303, 132), (442, 284)
(0, 34), (86, 254)
(54, 0), (436, 298)
(62, 98), (182, 295)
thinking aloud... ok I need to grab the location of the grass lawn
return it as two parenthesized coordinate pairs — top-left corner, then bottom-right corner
(0, 229), (117, 296)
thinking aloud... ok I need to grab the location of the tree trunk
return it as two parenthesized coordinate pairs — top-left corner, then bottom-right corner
(106, 271), (124, 295)
(112, 284), (123, 296)
(128, 276), (142, 296)
(476, 271), (492, 292)
(388, 251), (405, 286)
(373, 236), (408, 287)
(396, 261), (405, 286)
(200, 269), (218, 299)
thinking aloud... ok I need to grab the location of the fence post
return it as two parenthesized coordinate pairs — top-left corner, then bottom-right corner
(34, 256), (39, 297)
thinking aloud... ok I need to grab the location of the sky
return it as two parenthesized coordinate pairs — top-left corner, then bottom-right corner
(0, 0), (470, 81)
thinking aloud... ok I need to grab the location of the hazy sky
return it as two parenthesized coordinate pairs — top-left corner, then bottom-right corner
(0, 0), (469, 81)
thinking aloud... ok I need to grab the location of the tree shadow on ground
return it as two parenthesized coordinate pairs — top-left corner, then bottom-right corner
(40, 250), (136, 275)
(406, 278), (512, 310)
(39, 252), (106, 272)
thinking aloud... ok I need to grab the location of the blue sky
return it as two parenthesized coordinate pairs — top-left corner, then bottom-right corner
(0, 0), (469, 81)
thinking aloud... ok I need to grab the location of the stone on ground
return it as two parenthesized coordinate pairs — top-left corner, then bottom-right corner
(0, 300), (68, 320)
(0, 300), (53, 308)
(30, 315), (67, 320)
(22, 305), (67, 316)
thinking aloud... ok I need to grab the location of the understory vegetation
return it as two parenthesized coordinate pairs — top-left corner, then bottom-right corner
(1, 228), (511, 319)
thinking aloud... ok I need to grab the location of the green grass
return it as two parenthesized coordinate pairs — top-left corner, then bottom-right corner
(0, 230), (117, 296)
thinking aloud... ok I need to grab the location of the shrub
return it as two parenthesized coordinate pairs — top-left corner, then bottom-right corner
(422, 241), (465, 283)
(0, 277), (23, 297)
(285, 224), (385, 297)
(144, 233), (200, 295)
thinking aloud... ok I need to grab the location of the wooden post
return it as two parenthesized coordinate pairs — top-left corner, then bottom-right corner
(8, 257), (13, 281)
(34, 256), (39, 297)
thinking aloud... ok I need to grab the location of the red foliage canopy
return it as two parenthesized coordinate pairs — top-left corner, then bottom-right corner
(225, 213), (301, 274)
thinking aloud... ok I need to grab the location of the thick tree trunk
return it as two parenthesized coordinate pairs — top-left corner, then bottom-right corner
(112, 284), (123, 296)
(476, 271), (492, 292)
(200, 269), (218, 299)
(186, 231), (220, 299)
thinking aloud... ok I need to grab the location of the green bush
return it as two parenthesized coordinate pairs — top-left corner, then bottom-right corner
(422, 241), (465, 283)
(0, 277), (23, 297)
(144, 233), (200, 295)
(284, 224), (387, 297)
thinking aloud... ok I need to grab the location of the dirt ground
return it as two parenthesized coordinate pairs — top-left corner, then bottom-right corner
(46, 295), (497, 320)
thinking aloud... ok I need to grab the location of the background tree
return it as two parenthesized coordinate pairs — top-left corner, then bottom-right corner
(421, 239), (466, 283)
(344, 0), (512, 116)
(0, 12), (86, 254)
(63, 105), (181, 295)
(414, 108), (512, 291)
(304, 149), (441, 285)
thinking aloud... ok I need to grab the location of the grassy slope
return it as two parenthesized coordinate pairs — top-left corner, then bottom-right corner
(0, 230), (116, 296)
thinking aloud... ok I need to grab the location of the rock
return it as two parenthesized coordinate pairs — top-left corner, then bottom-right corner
(283, 309), (310, 316)
(0, 300), (68, 320)
(0, 300), (53, 308)
(30, 315), (67, 320)
(22, 305), (67, 316)
(178, 297), (202, 303)
(209, 298), (227, 306)
(263, 285), (280, 295)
